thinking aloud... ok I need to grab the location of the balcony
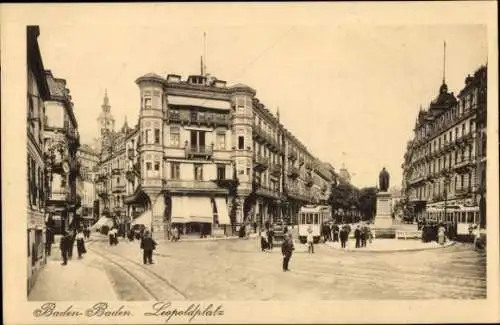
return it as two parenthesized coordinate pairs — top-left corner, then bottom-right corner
(112, 184), (126, 193)
(454, 157), (475, 171)
(164, 179), (226, 194)
(125, 170), (136, 183)
(298, 157), (305, 166)
(305, 175), (314, 187)
(254, 183), (280, 199)
(185, 143), (214, 159)
(270, 164), (282, 177)
(288, 150), (297, 161)
(455, 187), (471, 197)
(253, 155), (269, 172)
(127, 148), (135, 160)
(48, 189), (68, 201)
(287, 166), (300, 178)
(111, 168), (122, 176)
(305, 162), (312, 170)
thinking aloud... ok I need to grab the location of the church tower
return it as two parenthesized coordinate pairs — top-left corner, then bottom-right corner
(97, 89), (115, 140)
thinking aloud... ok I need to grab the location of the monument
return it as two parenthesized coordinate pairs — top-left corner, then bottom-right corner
(373, 167), (395, 238)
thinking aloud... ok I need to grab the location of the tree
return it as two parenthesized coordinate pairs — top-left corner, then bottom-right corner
(357, 187), (377, 221)
(328, 182), (359, 222)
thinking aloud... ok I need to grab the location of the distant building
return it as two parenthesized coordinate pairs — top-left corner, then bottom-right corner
(402, 65), (487, 227)
(77, 144), (100, 226)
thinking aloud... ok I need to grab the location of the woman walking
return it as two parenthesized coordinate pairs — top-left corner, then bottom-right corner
(260, 228), (269, 252)
(307, 227), (314, 254)
(76, 228), (87, 258)
(281, 233), (295, 272)
(437, 223), (446, 245)
(140, 231), (157, 265)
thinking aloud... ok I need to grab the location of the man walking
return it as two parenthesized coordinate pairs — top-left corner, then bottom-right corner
(267, 226), (274, 251)
(59, 232), (71, 266)
(281, 233), (295, 272)
(140, 230), (157, 265)
(354, 225), (362, 248)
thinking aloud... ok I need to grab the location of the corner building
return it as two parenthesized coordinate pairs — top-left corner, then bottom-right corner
(130, 73), (335, 237)
(402, 65), (487, 231)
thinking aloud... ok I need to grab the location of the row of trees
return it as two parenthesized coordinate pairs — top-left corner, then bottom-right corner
(327, 182), (378, 222)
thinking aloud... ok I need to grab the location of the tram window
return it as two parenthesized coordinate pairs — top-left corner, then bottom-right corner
(306, 214), (312, 224)
(313, 214), (319, 224)
(467, 212), (474, 223)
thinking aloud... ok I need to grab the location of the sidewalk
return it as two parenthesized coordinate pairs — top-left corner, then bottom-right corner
(155, 233), (259, 244)
(28, 242), (117, 301)
(324, 239), (456, 252)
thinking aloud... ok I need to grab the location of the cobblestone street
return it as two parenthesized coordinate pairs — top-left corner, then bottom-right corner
(29, 235), (485, 301)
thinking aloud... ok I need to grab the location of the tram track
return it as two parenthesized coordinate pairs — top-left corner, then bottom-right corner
(88, 243), (187, 301)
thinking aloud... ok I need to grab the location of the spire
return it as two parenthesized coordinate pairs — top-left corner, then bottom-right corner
(442, 41), (446, 84)
(276, 107), (280, 123)
(203, 32), (207, 76)
(104, 88), (109, 105)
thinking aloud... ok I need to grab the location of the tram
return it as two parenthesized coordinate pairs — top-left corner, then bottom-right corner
(298, 205), (332, 244)
(423, 204), (480, 235)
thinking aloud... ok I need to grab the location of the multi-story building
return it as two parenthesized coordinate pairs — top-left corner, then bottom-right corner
(27, 26), (51, 292)
(121, 71), (336, 238)
(402, 65), (487, 229)
(76, 144), (100, 226)
(43, 69), (81, 234)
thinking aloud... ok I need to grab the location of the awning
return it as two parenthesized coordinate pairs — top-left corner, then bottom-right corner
(187, 196), (213, 223)
(91, 217), (114, 230)
(171, 196), (189, 224)
(132, 210), (152, 227)
(214, 197), (231, 225)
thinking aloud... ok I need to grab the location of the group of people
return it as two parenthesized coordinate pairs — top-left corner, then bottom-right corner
(260, 226), (276, 252)
(321, 222), (373, 249)
(59, 228), (87, 265)
(353, 224), (373, 248)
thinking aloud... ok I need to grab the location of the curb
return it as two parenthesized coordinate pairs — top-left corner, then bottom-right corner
(155, 235), (259, 244)
(325, 241), (457, 253)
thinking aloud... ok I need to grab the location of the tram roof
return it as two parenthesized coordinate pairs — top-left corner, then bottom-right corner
(300, 205), (331, 213)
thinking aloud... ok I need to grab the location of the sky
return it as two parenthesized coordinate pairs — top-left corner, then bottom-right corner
(36, 10), (487, 189)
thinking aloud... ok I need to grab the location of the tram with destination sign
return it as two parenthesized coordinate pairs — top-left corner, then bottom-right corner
(424, 204), (480, 235)
(298, 205), (332, 244)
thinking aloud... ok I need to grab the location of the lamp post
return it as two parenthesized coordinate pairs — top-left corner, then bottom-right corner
(443, 171), (451, 223)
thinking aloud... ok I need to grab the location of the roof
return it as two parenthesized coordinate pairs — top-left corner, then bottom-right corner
(136, 72), (164, 84)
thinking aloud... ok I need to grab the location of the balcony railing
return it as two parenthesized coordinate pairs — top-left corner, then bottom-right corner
(112, 184), (126, 193)
(168, 112), (230, 127)
(185, 143), (214, 159)
(270, 164), (282, 177)
(164, 180), (220, 191)
(287, 166), (300, 178)
(288, 150), (298, 160)
(455, 187), (471, 196)
(127, 148), (135, 160)
(111, 168), (122, 175)
(49, 189), (68, 201)
(454, 157), (474, 170)
(305, 175), (314, 186)
(253, 155), (269, 171)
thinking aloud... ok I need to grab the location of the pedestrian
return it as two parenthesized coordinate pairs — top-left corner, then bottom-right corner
(67, 230), (75, 260)
(76, 228), (86, 258)
(113, 227), (119, 245)
(437, 223), (446, 245)
(281, 233), (295, 272)
(172, 226), (179, 242)
(354, 225), (361, 248)
(307, 226), (314, 254)
(45, 227), (53, 257)
(339, 225), (348, 248)
(140, 230), (157, 265)
(260, 228), (269, 252)
(59, 232), (71, 266)
(360, 224), (368, 247)
(267, 226), (274, 251)
(252, 222), (257, 234)
(333, 223), (339, 242)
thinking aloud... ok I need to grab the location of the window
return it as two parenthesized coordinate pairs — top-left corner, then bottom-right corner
(194, 164), (203, 181)
(144, 97), (152, 109)
(117, 177), (120, 184)
(154, 129), (160, 144)
(216, 133), (226, 150)
(170, 127), (180, 147)
(154, 161), (160, 171)
(238, 136), (244, 150)
(146, 162), (152, 171)
(217, 164), (226, 180)
(145, 129), (151, 144)
(170, 163), (180, 179)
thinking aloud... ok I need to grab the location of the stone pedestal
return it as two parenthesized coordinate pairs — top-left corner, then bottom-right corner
(373, 191), (395, 238)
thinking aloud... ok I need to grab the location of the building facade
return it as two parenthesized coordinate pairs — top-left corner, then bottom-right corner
(27, 26), (51, 293)
(43, 70), (80, 235)
(76, 144), (100, 226)
(402, 65), (487, 228)
(114, 71), (336, 238)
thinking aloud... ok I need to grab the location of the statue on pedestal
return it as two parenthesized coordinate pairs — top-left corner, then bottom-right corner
(379, 167), (390, 192)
